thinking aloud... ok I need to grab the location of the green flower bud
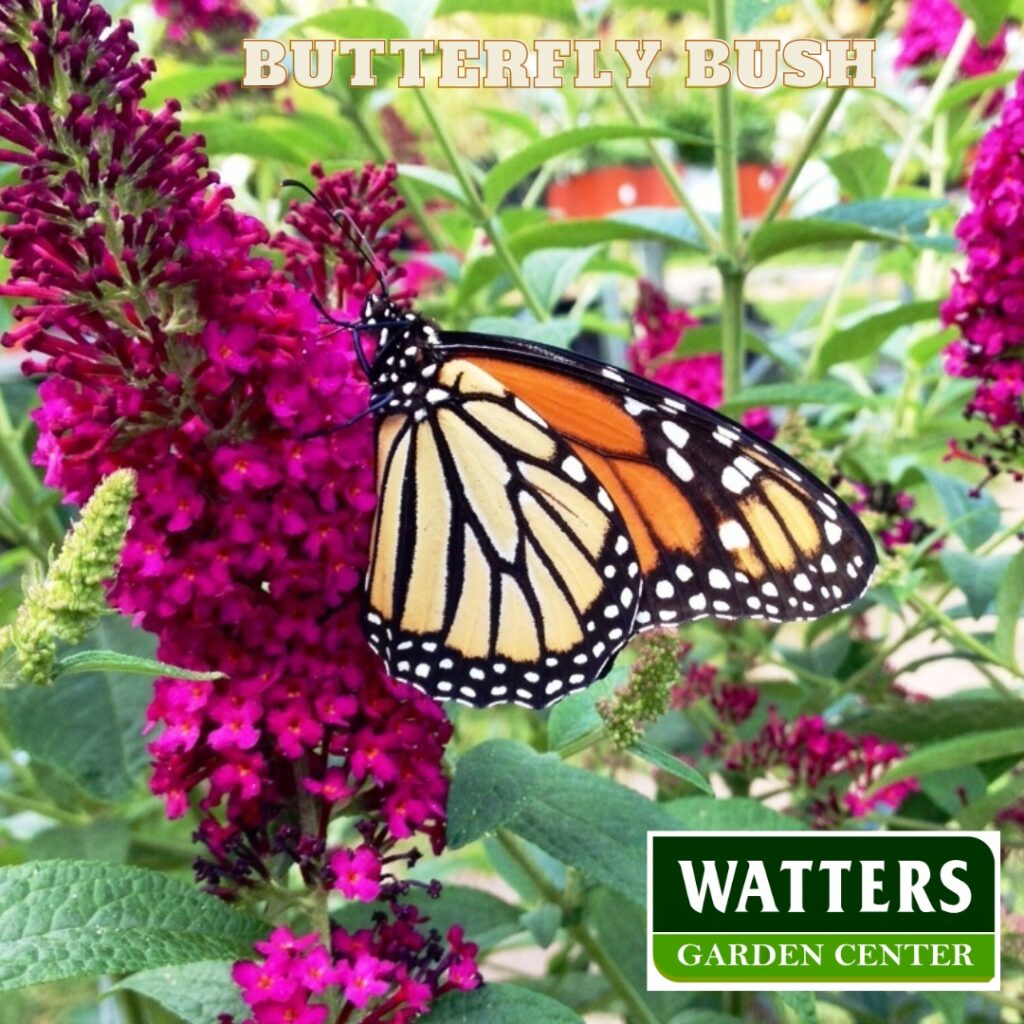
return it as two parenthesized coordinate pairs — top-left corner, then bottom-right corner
(5, 469), (136, 687)
(597, 632), (681, 749)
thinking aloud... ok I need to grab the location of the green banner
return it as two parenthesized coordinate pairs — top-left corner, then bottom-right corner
(647, 831), (1000, 991)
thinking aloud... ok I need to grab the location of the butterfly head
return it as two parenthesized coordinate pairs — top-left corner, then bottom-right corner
(361, 294), (440, 389)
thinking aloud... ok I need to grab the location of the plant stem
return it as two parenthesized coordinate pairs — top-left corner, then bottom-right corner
(496, 829), (659, 1024)
(707, 0), (746, 401)
(0, 390), (64, 553)
(609, 75), (720, 254)
(720, 270), (746, 401)
(808, 18), (975, 376)
(909, 593), (1022, 680)
(412, 91), (548, 322)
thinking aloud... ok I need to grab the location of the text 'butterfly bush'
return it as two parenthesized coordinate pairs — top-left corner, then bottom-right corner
(0, 0), (478, 1019)
(942, 72), (1024, 483)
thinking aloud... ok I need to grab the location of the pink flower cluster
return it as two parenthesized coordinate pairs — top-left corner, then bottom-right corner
(630, 280), (776, 440)
(232, 923), (479, 1024)
(896, 0), (1008, 80)
(154, 0), (256, 49)
(671, 649), (917, 825)
(0, 0), (474, 1016)
(849, 482), (934, 552)
(942, 72), (1024, 484)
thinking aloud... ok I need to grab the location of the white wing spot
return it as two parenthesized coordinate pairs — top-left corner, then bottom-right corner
(821, 554), (837, 573)
(675, 564), (693, 582)
(624, 398), (653, 416)
(562, 456), (586, 482)
(545, 680), (564, 695)
(825, 521), (843, 545)
(662, 421), (690, 448)
(719, 520), (750, 549)
(794, 573), (812, 592)
(597, 488), (614, 512)
(615, 535), (630, 555)
(762, 582), (779, 597)
(689, 594), (707, 611)
(655, 579), (675, 599)
(602, 367), (625, 382)
(620, 587), (634, 607)
(735, 456), (760, 479)
(667, 448), (694, 482)
(721, 466), (749, 494)
(709, 569), (730, 590)
(415, 664), (430, 679)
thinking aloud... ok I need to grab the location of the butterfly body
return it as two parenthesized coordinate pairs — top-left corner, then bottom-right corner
(358, 297), (877, 710)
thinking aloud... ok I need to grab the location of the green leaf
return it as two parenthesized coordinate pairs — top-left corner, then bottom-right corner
(482, 126), (710, 210)
(665, 796), (804, 831)
(748, 199), (946, 263)
(289, 7), (408, 39)
(719, 380), (863, 414)
(113, 961), (246, 1024)
(142, 63), (239, 109)
(522, 246), (601, 311)
(953, 0), (1010, 43)
(779, 992), (817, 1024)
(924, 470), (1000, 549)
(873, 726), (1024, 787)
(629, 740), (712, 794)
(735, 0), (791, 30)
(396, 164), (471, 208)
(926, 992), (966, 1024)
(423, 983), (585, 1023)
(958, 769), (1024, 830)
(0, 861), (266, 991)
(824, 147), (891, 200)
(28, 821), (130, 864)
(55, 650), (223, 681)
(447, 740), (678, 905)
(995, 548), (1024, 667)
(940, 551), (1011, 618)
(0, 617), (155, 802)
(186, 113), (348, 164)
(521, 904), (561, 948)
(936, 69), (1018, 112)
(817, 300), (939, 371)
(587, 887), (695, 1023)
(546, 671), (621, 753)
(336, 884), (522, 953)
(468, 316), (579, 348)
(848, 698), (1024, 743)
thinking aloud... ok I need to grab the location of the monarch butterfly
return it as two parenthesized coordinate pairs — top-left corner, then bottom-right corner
(286, 183), (878, 711)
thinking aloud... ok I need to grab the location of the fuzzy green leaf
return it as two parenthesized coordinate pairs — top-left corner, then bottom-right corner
(0, 861), (266, 991)
(113, 962), (246, 1024)
(630, 741), (712, 794)
(55, 650), (223, 681)
(817, 300), (939, 370)
(995, 548), (1024, 667)
(873, 727), (1024, 788)
(423, 983), (584, 1023)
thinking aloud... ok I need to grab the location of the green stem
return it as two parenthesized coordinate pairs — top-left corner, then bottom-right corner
(413, 91), (548, 322)
(609, 75), (720, 254)
(709, 0), (740, 264)
(808, 18), (974, 376)
(720, 270), (746, 401)
(763, 0), (904, 228)
(708, 0), (745, 401)
(0, 392), (64, 553)
(908, 593), (1022, 679)
(0, 788), (88, 825)
(496, 830), (659, 1024)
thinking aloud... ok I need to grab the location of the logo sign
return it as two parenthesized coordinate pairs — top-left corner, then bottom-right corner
(647, 831), (1000, 991)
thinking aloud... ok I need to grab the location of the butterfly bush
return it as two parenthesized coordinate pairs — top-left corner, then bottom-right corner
(0, 0), (477, 1018)
(942, 71), (1024, 483)
(895, 0), (1008, 80)
(670, 647), (918, 827)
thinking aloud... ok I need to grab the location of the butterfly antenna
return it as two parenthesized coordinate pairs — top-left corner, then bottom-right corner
(310, 293), (372, 378)
(281, 178), (391, 300)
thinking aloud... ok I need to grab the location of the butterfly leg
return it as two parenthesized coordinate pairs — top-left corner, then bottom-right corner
(297, 392), (396, 440)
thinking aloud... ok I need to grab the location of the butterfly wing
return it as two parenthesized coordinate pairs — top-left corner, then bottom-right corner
(364, 356), (642, 708)
(434, 331), (878, 631)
